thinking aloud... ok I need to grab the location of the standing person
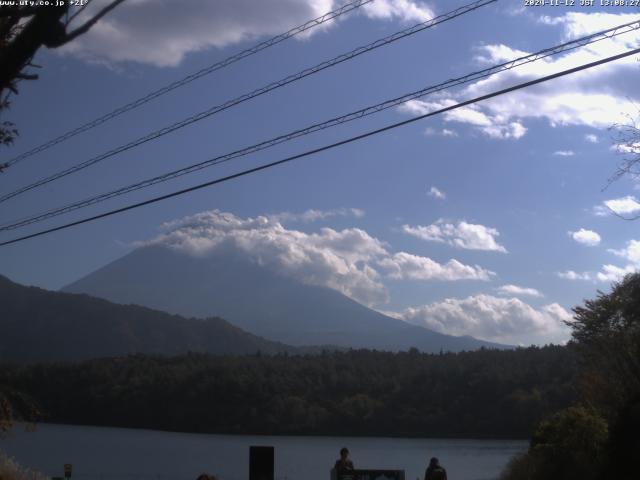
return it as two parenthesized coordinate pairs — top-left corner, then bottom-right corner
(424, 457), (447, 480)
(334, 447), (355, 477)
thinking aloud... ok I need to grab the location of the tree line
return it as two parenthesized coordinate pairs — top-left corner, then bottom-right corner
(0, 345), (576, 439)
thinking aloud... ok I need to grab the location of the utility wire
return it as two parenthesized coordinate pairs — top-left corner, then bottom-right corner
(2, 18), (638, 232)
(0, 0), (497, 203)
(1, 46), (638, 247)
(4, 0), (375, 168)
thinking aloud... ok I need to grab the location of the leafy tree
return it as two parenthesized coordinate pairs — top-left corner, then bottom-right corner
(501, 274), (640, 480)
(0, 386), (39, 435)
(570, 273), (640, 417)
(529, 406), (608, 480)
(570, 273), (640, 479)
(500, 406), (608, 480)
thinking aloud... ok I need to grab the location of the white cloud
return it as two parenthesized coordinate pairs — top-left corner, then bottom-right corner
(400, 100), (527, 140)
(559, 238), (639, 283)
(362, 0), (434, 23)
(611, 142), (640, 154)
(394, 294), (571, 344)
(379, 252), (494, 281)
(596, 263), (637, 283)
(600, 239), (640, 282)
(424, 127), (458, 137)
(597, 195), (640, 217)
(402, 220), (507, 252)
(608, 239), (640, 264)
(496, 284), (543, 298)
(570, 228), (601, 247)
(271, 207), (364, 223)
(553, 150), (575, 156)
(427, 186), (446, 199)
(481, 122), (527, 140)
(400, 12), (639, 139)
(146, 209), (492, 306)
(585, 134), (599, 143)
(61, 0), (435, 67)
(541, 12), (640, 42)
(151, 210), (389, 305)
(557, 270), (592, 281)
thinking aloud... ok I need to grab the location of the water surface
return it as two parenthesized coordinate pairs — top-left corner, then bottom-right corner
(1, 424), (526, 480)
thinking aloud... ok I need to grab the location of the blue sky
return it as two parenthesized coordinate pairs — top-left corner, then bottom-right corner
(1, 0), (639, 345)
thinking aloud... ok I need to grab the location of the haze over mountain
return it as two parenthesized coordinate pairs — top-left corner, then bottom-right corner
(0, 275), (293, 363)
(64, 245), (508, 352)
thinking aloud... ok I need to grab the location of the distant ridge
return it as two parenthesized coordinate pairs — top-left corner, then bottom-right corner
(63, 245), (509, 352)
(0, 274), (295, 363)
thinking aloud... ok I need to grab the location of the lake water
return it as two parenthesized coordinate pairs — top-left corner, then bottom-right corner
(0, 424), (526, 480)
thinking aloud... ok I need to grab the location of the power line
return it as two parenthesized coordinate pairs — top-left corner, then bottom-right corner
(4, 0), (375, 168)
(0, 0), (497, 204)
(1, 46), (638, 247)
(2, 18), (638, 232)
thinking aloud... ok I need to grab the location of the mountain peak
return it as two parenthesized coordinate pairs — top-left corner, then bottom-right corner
(64, 245), (509, 352)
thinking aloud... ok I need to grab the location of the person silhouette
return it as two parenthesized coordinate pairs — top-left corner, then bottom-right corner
(196, 475), (217, 480)
(334, 447), (355, 478)
(424, 457), (447, 480)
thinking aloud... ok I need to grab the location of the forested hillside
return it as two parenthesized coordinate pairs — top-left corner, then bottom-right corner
(0, 346), (576, 439)
(0, 275), (294, 361)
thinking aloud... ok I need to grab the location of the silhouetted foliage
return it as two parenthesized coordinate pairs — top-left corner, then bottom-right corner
(0, 386), (40, 435)
(501, 273), (640, 480)
(529, 406), (607, 480)
(0, 2), (124, 154)
(571, 273), (640, 417)
(0, 346), (576, 439)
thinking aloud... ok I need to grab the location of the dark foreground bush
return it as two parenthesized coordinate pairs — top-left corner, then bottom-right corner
(499, 406), (608, 480)
(0, 450), (47, 480)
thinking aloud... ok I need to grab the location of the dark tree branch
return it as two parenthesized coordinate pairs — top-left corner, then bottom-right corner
(67, 1), (91, 25)
(62, 0), (126, 44)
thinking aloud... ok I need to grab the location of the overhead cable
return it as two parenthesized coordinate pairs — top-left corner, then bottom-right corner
(2, 18), (638, 232)
(1, 45), (638, 247)
(0, 0), (497, 203)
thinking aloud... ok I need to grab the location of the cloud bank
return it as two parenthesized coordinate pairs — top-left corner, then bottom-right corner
(62, 0), (435, 67)
(144, 209), (493, 307)
(393, 294), (571, 344)
(399, 12), (639, 139)
(402, 220), (507, 252)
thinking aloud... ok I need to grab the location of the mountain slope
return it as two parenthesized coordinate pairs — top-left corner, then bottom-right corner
(63, 245), (508, 352)
(0, 275), (294, 363)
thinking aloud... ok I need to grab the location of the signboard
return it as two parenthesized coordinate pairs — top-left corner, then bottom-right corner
(249, 445), (274, 480)
(64, 464), (72, 478)
(336, 469), (405, 480)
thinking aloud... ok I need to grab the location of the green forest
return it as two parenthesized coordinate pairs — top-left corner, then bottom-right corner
(0, 345), (575, 439)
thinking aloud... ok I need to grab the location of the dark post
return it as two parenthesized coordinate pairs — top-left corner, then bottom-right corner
(249, 445), (274, 480)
